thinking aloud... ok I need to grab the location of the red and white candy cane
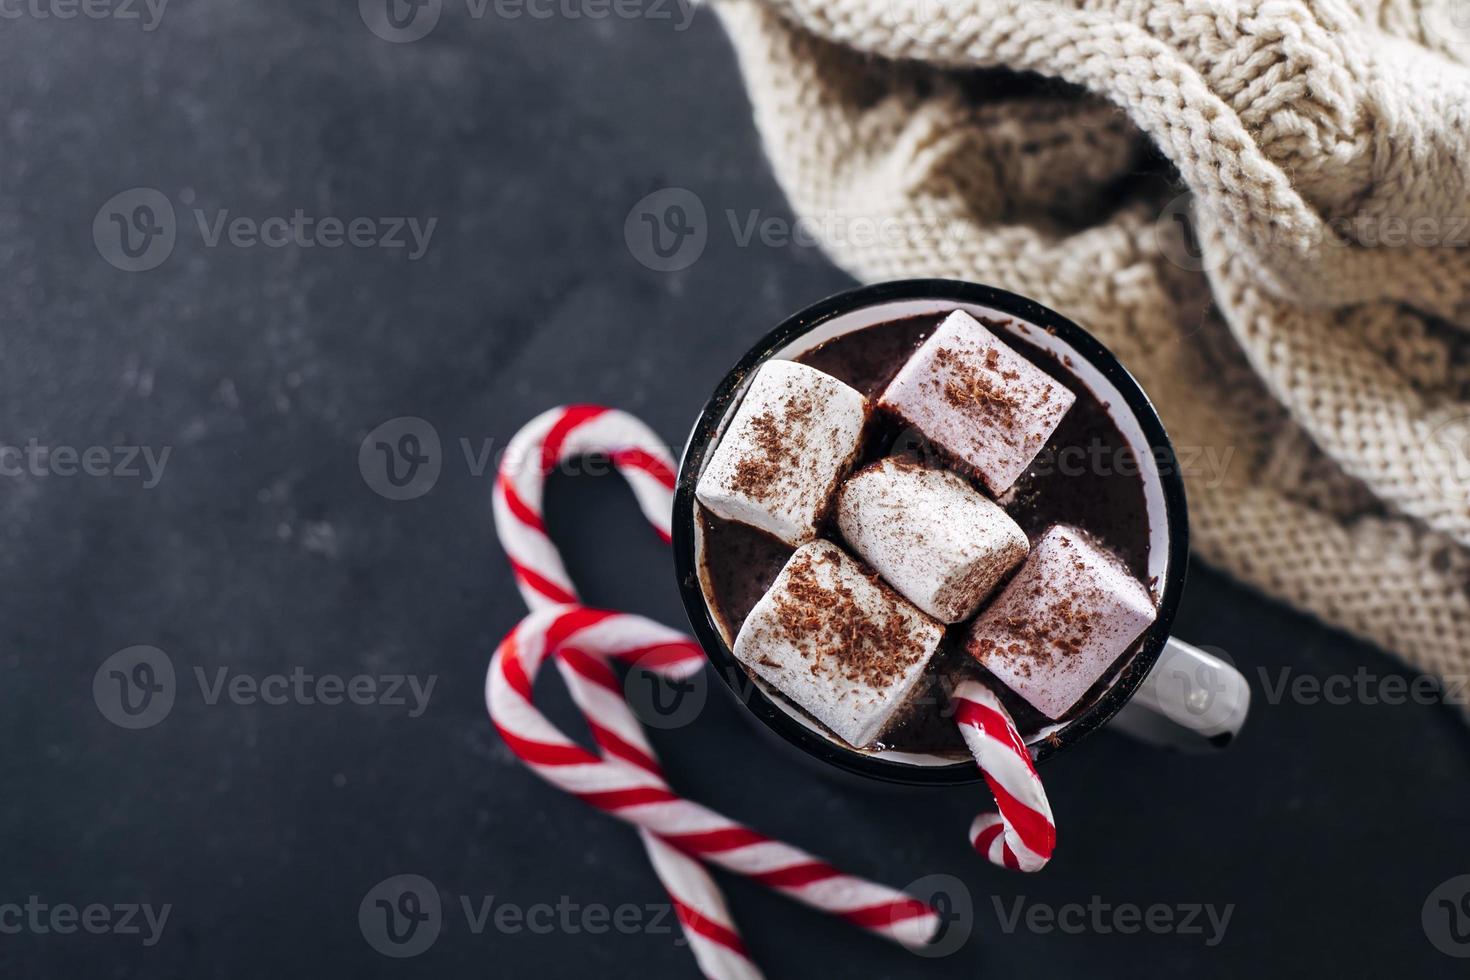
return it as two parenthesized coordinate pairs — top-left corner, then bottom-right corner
(505, 608), (758, 979)
(492, 405), (759, 976)
(487, 607), (941, 950)
(489, 405), (938, 975)
(493, 405), (677, 608)
(953, 680), (1057, 872)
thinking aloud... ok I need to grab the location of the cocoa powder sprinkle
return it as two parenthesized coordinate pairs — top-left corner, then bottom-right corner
(984, 590), (1097, 665)
(933, 346), (1021, 429)
(729, 391), (819, 501)
(765, 550), (926, 689)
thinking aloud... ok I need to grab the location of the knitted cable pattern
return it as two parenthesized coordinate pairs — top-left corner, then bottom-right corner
(714, 0), (1470, 684)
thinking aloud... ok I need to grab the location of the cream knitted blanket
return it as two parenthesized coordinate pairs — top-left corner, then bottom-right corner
(713, 0), (1470, 684)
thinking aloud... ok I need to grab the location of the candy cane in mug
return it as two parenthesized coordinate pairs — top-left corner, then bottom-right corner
(953, 679), (1057, 872)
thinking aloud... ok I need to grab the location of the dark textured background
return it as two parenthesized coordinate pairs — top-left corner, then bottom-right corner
(3, 2), (1469, 977)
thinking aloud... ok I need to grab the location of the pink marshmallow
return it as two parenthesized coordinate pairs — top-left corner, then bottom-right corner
(964, 525), (1156, 719)
(878, 310), (1075, 495)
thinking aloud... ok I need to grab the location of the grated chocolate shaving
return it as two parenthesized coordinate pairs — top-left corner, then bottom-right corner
(932, 346), (1022, 430)
(764, 549), (925, 689)
(729, 391), (819, 502)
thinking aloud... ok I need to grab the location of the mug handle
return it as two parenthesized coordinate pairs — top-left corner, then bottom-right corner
(1106, 638), (1251, 751)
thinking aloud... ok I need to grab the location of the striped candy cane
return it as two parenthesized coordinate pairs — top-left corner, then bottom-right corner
(543, 610), (757, 979)
(492, 405), (760, 976)
(488, 405), (938, 974)
(953, 680), (1057, 872)
(493, 405), (677, 608)
(487, 606), (940, 951)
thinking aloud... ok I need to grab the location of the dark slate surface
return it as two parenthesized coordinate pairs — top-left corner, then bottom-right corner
(2, 2), (1469, 977)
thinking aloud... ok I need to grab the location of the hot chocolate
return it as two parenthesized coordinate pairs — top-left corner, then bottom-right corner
(696, 309), (1156, 758)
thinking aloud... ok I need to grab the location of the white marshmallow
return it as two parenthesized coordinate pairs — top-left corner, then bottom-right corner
(733, 540), (944, 748)
(965, 525), (1157, 719)
(878, 310), (1075, 495)
(696, 360), (867, 545)
(837, 458), (1030, 623)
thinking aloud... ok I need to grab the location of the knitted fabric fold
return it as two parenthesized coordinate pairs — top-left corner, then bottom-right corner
(715, 0), (1470, 682)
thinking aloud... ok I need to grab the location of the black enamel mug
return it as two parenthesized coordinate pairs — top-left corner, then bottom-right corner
(672, 280), (1250, 785)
